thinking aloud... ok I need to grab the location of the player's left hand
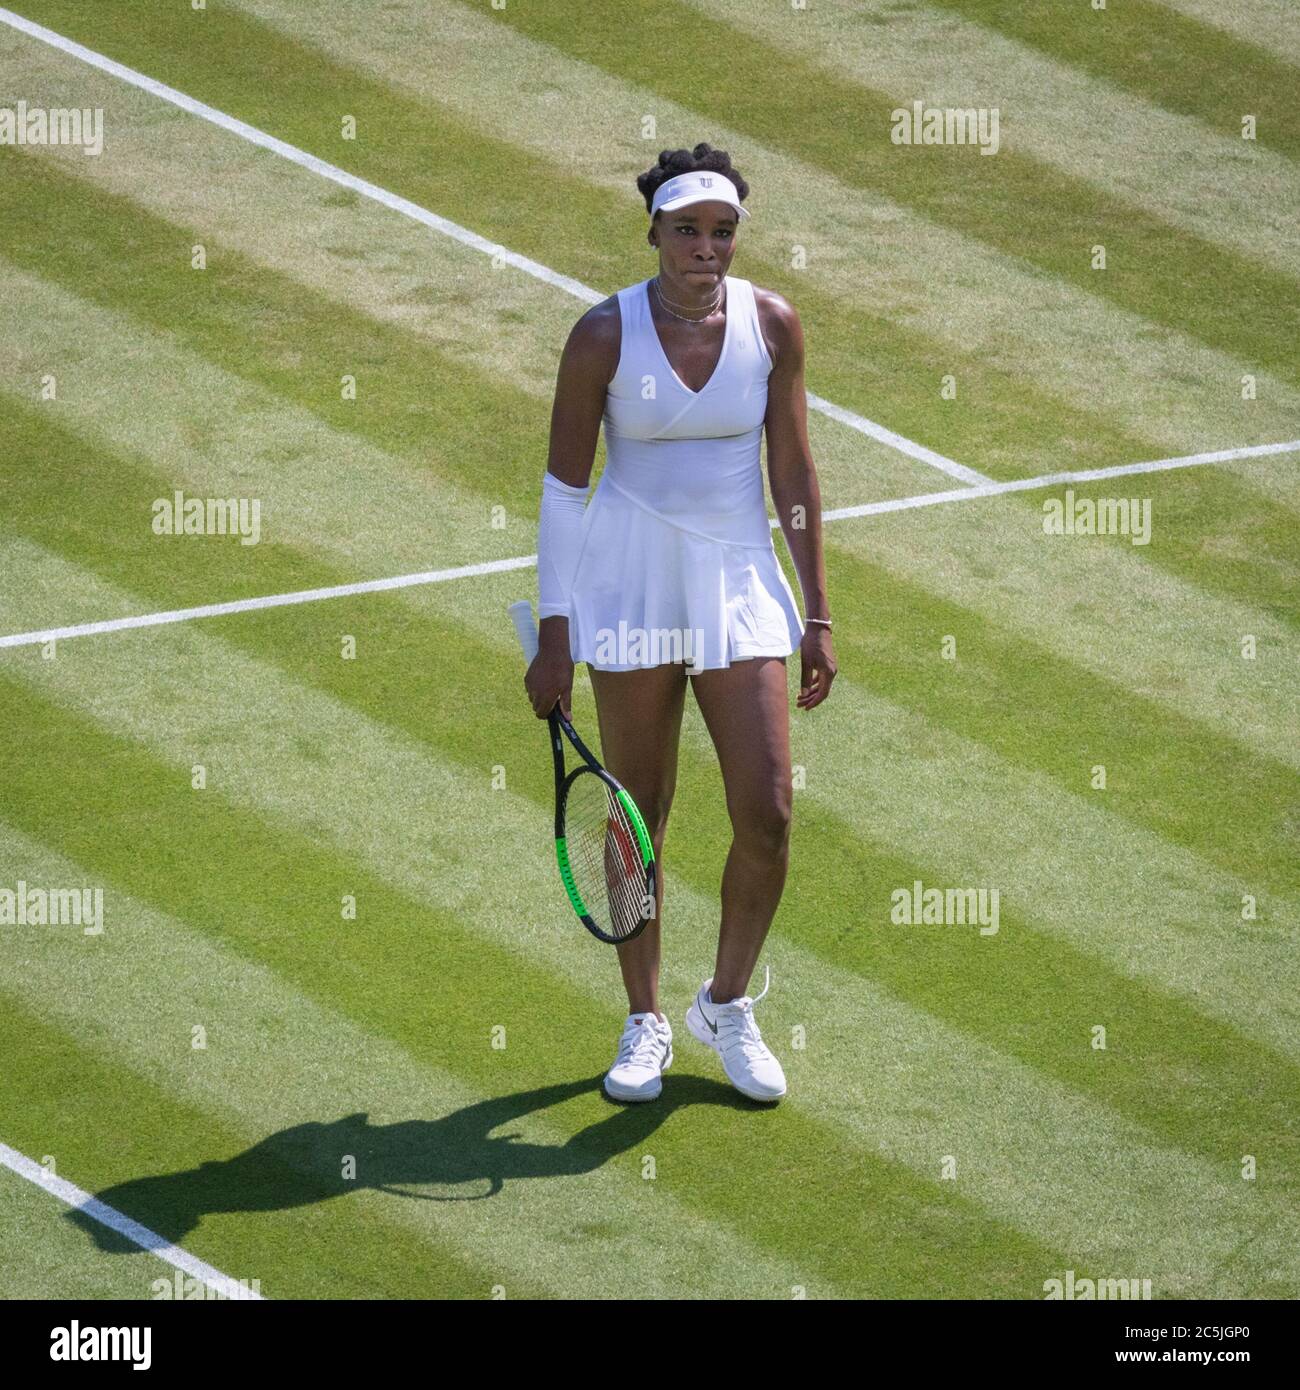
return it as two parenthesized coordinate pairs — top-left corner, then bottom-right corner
(797, 626), (837, 710)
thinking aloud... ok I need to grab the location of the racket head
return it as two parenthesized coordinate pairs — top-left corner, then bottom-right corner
(556, 766), (656, 945)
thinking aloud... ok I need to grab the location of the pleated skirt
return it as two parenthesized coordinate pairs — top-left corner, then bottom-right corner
(567, 480), (805, 673)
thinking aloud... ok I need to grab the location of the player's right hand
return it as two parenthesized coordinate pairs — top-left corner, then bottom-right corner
(525, 649), (574, 722)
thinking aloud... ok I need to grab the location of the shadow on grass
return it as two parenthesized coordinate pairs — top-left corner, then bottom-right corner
(67, 1073), (756, 1251)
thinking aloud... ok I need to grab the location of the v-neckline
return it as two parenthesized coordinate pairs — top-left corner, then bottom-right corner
(645, 276), (732, 397)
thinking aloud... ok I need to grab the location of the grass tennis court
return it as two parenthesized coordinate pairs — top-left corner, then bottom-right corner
(0, 0), (1296, 1300)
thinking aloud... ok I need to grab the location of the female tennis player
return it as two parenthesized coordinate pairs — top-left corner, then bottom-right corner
(524, 144), (836, 1104)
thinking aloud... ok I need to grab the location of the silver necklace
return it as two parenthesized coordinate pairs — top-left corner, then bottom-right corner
(653, 275), (723, 323)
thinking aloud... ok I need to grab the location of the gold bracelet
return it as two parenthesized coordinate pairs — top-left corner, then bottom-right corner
(807, 617), (832, 629)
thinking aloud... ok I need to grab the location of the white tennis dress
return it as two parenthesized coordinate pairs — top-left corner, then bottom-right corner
(566, 274), (805, 673)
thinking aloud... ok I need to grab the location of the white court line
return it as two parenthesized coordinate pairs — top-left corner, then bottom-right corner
(0, 554), (538, 649)
(807, 392), (988, 486)
(822, 438), (1300, 521)
(0, 1140), (266, 1298)
(1, 441), (1294, 652)
(0, 5), (987, 486)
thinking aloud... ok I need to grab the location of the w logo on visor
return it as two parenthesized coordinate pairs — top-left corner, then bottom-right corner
(699, 176), (713, 186)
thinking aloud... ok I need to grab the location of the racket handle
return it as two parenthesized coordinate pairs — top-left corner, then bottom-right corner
(508, 599), (540, 664)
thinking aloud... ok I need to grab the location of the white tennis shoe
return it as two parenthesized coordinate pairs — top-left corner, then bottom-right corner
(685, 966), (787, 1102)
(604, 1011), (673, 1102)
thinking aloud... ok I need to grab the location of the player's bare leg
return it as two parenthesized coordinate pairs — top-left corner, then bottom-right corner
(687, 655), (792, 1004)
(588, 660), (689, 1017)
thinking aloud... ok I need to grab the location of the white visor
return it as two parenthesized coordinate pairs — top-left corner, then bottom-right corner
(649, 170), (749, 221)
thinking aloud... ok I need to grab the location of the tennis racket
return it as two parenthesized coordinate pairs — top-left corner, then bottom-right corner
(509, 599), (657, 945)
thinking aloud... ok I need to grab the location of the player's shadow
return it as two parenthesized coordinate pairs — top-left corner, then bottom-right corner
(66, 1073), (744, 1252)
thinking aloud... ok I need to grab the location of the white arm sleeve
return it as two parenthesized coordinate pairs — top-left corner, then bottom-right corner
(537, 471), (591, 619)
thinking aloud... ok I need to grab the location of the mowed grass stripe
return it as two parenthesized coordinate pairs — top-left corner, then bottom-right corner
(0, 271), (547, 602)
(927, 0), (1300, 160)
(1155, 0), (1300, 65)
(224, 0), (1300, 478)
(812, 540), (1299, 893)
(476, 0), (1298, 384)
(0, 701), (1060, 1299)
(773, 677), (1300, 1068)
(2, 546), (1296, 1296)
(1222, 456), (1300, 516)
(0, 22), (592, 406)
(1090, 461), (1300, 623)
(0, 995), (498, 1299)
(686, 0), (1298, 274)
(713, 786), (1299, 1292)
(0, 393), (445, 627)
(0, 157), (542, 514)
(831, 478), (1300, 778)
(773, 672), (1300, 1061)
(5, 10), (1284, 486)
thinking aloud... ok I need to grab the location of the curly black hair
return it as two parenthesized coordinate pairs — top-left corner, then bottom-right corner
(636, 142), (749, 218)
